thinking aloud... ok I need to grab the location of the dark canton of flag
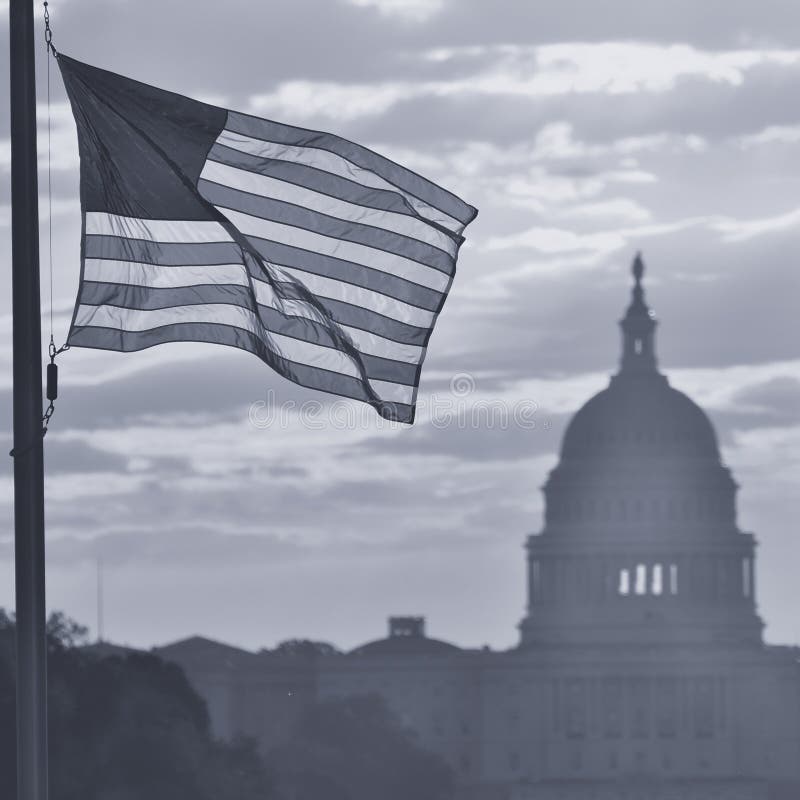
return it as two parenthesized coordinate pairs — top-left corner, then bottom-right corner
(58, 55), (477, 424)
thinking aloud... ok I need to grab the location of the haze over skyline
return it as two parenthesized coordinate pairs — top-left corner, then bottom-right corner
(0, 0), (798, 652)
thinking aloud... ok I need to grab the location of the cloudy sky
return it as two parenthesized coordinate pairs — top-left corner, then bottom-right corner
(0, 0), (798, 652)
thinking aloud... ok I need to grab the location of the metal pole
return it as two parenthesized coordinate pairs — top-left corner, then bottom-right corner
(10, 0), (49, 798)
(97, 557), (104, 643)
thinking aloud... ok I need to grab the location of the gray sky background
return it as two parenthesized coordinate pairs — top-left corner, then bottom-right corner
(0, 0), (798, 652)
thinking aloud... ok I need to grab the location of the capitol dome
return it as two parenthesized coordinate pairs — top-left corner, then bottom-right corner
(519, 254), (762, 648)
(560, 376), (721, 463)
(561, 252), (719, 464)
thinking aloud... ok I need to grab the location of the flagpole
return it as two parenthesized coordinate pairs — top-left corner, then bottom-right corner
(10, 0), (49, 798)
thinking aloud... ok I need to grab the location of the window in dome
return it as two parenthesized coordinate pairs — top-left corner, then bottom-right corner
(618, 569), (630, 595)
(634, 338), (643, 354)
(635, 564), (647, 595)
(669, 563), (679, 595)
(652, 564), (663, 595)
(742, 558), (751, 598)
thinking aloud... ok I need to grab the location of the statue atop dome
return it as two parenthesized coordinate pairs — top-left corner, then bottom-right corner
(632, 250), (644, 282)
(618, 252), (658, 376)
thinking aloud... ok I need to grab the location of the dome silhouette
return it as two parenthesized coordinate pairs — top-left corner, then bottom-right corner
(561, 252), (719, 465)
(349, 617), (461, 656)
(561, 376), (720, 463)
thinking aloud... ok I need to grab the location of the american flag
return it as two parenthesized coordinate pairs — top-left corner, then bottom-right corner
(59, 55), (477, 423)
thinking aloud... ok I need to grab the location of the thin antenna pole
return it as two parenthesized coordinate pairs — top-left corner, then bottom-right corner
(97, 557), (104, 643)
(10, 0), (49, 798)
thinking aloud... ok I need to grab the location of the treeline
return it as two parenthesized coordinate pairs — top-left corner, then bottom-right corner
(0, 611), (453, 800)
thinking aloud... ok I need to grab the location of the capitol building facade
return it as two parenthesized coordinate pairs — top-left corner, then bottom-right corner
(160, 258), (800, 800)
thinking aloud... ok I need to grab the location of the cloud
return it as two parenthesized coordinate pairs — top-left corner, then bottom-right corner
(484, 226), (627, 256)
(554, 198), (652, 223)
(481, 217), (708, 256)
(737, 124), (800, 148)
(245, 43), (800, 124)
(0, 103), (79, 175)
(249, 80), (414, 121)
(712, 206), (800, 242)
(345, 0), (446, 23)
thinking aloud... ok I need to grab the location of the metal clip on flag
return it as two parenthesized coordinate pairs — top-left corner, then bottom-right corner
(57, 56), (477, 423)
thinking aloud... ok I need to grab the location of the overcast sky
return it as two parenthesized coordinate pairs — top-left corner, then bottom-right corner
(0, 0), (798, 652)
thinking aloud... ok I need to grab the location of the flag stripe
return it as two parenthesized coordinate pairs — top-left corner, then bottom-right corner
(208, 141), (418, 218)
(84, 235), (245, 267)
(254, 280), (425, 364)
(84, 256), (434, 332)
(78, 281), (425, 365)
(85, 234), (443, 311)
(217, 124), (467, 233)
(224, 112), (475, 228)
(242, 238), (443, 311)
(73, 302), (415, 405)
(201, 157), (457, 256)
(200, 178), (454, 274)
(272, 278), (432, 342)
(83, 258), (250, 288)
(85, 212), (234, 244)
(67, 323), (415, 422)
(87, 209), (451, 292)
(225, 211), (450, 292)
(273, 267), (435, 328)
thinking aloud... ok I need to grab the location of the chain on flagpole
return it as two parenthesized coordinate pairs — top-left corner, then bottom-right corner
(9, 2), (67, 459)
(42, 1), (67, 440)
(43, 2), (57, 57)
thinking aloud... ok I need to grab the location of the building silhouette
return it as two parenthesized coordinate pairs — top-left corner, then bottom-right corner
(159, 257), (800, 800)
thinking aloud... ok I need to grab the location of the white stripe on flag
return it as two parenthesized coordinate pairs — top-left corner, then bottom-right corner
(82, 258), (424, 362)
(85, 212), (235, 244)
(85, 256), (433, 329)
(73, 302), (415, 404)
(216, 207), (450, 293)
(200, 159), (457, 256)
(276, 264), (436, 328)
(215, 129), (464, 233)
(253, 278), (424, 365)
(84, 259), (249, 288)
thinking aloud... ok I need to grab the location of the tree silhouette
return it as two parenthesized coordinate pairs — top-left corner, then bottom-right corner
(266, 693), (454, 800)
(0, 610), (274, 800)
(272, 638), (341, 658)
(0, 612), (456, 800)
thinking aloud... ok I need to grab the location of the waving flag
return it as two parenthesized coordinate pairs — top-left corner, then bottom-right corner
(59, 55), (477, 423)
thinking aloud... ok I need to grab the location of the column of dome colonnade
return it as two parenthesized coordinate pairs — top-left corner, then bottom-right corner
(519, 255), (764, 648)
